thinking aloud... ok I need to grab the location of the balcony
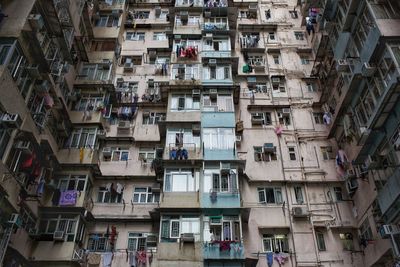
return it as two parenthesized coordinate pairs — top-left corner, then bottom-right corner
(164, 143), (202, 160)
(42, 189), (93, 211)
(98, 0), (125, 10)
(201, 50), (231, 58)
(171, 46), (200, 63)
(169, 73), (201, 86)
(378, 167), (400, 223)
(56, 148), (99, 166)
(203, 241), (244, 260)
(173, 22), (202, 35)
(202, 22), (229, 32)
(239, 36), (265, 52)
(157, 242), (202, 261)
(175, 0), (203, 8)
(201, 190), (240, 209)
(69, 110), (107, 127)
(160, 192), (200, 209)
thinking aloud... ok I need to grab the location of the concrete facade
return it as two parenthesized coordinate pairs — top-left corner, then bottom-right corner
(0, 0), (399, 267)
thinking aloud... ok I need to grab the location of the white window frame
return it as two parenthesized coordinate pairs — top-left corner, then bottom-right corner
(258, 187), (283, 204)
(164, 169), (198, 192)
(126, 32), (146, 41)
(133, 187), (160, 203)
(68, 128), (97, 148)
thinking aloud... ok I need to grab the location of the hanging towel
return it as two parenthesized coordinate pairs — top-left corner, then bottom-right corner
(102, 252), (113, 267)
(79, 147), (84, 163)
(87, 252), (101, 265)
(116, 183), (124, 194)
(266, 252), (273, 267)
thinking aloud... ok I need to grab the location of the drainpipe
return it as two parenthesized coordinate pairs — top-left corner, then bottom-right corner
(275, 111), (298, 266)
(291, 115), (321, 265)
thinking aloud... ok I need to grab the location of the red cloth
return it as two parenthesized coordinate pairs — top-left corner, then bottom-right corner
(21, 154), (33, 168)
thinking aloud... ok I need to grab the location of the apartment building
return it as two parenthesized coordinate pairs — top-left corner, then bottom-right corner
(306, 0), (400, 266)
(0, 0), (398, 267)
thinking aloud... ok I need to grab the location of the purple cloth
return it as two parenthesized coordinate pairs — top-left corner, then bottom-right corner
(59, 190), (78, 206)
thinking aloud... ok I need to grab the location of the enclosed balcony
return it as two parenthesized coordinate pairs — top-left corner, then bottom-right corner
(239, 33), (265, 52)
(202, 64), (233, 85)
(201, 36), (231, 58)
(169, 64), (202, 86)
(75, 63), (114, 85)
(175, 0), (203, 8)
(201, 168), (240, 209)
(174, 14), (202, 35)
(378, 167), (400, 223)
(202, 17), (229, 32)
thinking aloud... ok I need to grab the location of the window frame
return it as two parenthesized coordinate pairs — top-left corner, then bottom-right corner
(133, 187), (160, 203)
(258, 187), (283, 204)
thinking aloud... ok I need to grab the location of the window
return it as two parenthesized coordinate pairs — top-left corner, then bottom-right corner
(313, 113), (324, 124)
(202, 94), (233, 112)
(203, 66), (231, 80)
(277, 112), (291, 126)
(251, 112), (272, 125)
(161, 216), (200, 241)
(88, 233), (117, 251)
(359, 218), (373, 241)
(203, 128), (235, 150)
(268, 32), (276, 41)
(79, 64), (111, 80)
(171, 64), (200, 80)
(272, 78), (286, 92)
(204, 216), (240, 242)
(96, 15), (119, 27)
(20, 206), (37, 233)
(166, 129), (201, 148)
(38, 215), (79, 242)
(272, 54), (281, 65)
(126, 32), (145, 41)
(300, 57), (310, 65)
(294, 186), (304, 204)
(133, 187), (160, 203)
(333, 187), (343, 201)
(0, 128), (11, 160)
(131, 11), (150, 19)
(254, 146), (277, 162)
(288, 147), (296, 160)
(57, 175), (88, 192)
(75, 93), (105, 111)
(203, 38), (230, 51)
(294, 32), (305, 40)
(170, 94), (200, 111)
(339, 233), (354, 251)
(247, 56), (264, 66)
(316, 232), (326, 251)
(258, 187), (283, 204)
(102, 147), (129, 161)
(153, 32), (167, 41)
(67, 128), (97, 148)
(176, 16), (200, 26)
(143, 112), (165, 125)
(97, 186), (123, 203)
(157, 10), (169, 19)
(262, 234), (289, 252)
(205, 170), (237, 193)
(128, 233), (147, 251)
(138, 148), (155, 163)
(265, 9), (271, 20)
(306, 82), (317, 92)
(320, 146), (333, 160)
(164, 169), (198, 192)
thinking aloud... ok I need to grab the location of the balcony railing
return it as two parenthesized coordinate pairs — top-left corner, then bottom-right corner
(202, 22), (228, 31)
(167, 143), (200, 160)
(175, 0), (203, 7)
(203, 241), (244, 259)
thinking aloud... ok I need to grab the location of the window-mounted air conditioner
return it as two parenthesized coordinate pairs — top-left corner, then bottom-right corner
(208, 59), (217, 66)
(180, 233), (195, 242)
(336, 59), (350, 72)
(102, 147), (112, 157)
(220, 163), (231, 174)
(1, 113), (22, 129)
(263, 143), (276, 153)
(292, 207), (309, 217)
(362, 62), (376, 77)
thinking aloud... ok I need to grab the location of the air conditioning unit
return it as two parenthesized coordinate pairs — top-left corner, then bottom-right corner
(204, 11), (211, 18)
(208, 59), (217, 65)
(282, 108), (291, 114)
(148, 79), (154, 87)
(292, 207), (309, 218)
(124, 62), (134, 72)
(362, 62), (376, 77)
(192, 124), (201, 135)
(204, 33), (213, 40)
(118, 120), (130, 129)
(151, 183), (161, 192)
(26, 64), (41, 78)
(28, 14), (44, 31)
(253, 61), (265, 71)
(180, 11), (189, 21)
(53, 230), (65, 241)
(15, 141), (33, 154)
(271, 77), (280, 84)
(192, 89), (201, 97)
(209, 89), (218, 98)
(180, 233), (195, 242)
(249, 4), (257, 13)
(236, 135), (242, 144)
(102, 147), (112, 157)
(346, 178), (358, 195)
(220, 163), (231, 174)
(116, 77), (124, 83)
(336, 59), (350, 72)
(380, 225), (400, 238)
(251, 113), (264, 125)
(1, 113), (22, 128)
(263, 143), (276, 153)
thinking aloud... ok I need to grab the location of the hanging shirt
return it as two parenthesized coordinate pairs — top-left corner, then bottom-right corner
(102, 252), (113, 267)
